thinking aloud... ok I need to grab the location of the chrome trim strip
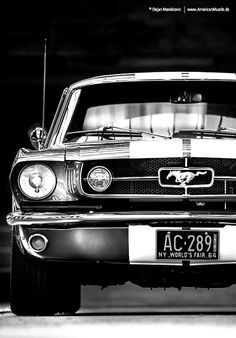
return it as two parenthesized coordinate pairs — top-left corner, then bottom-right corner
(114, 176), (158, 182)
(84, 176), (159, 182)
(69, 72), (236, 90)
(7, 211), (236, 226)
(113, 176), (159, 182)
(13, 147), (65, 165)
(78, 190), (236, 199)
(78, 193), (236, 200)
(215, 176), (236, 181)
(66, 167), (76, 194)
(83, 175), (236, 182)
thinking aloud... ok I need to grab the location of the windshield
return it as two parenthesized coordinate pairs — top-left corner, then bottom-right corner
(63, 81), (236, 142)
(82, 102), (236, 137)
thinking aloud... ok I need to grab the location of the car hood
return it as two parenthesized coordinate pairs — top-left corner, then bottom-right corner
(65, 138), (236, 161)
(13, 138), (236, 166)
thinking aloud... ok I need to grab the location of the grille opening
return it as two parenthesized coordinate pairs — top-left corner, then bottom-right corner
(21, 200), (236, 212)
(81, 158), (236, 199)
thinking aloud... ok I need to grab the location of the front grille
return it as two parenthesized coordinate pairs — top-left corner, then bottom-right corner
(80, 158), (236, 198)
(82, 158), (236, 177)
(188, 181), (224, 195)
(189, 158), (236, 176)
(102, 158), (185, 176)
(94, 181), (183, 195)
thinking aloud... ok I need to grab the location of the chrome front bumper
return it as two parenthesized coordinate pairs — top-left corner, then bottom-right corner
(7, 210), (236, 227)
(7, 211), (236, 265)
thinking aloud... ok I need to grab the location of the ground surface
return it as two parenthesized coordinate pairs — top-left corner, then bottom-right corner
(0, 282), (235, 338)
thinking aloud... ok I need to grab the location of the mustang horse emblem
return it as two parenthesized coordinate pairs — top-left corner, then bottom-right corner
(166, 170), (207, 186)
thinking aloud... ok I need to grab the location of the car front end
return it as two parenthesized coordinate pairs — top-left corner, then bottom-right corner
(7, 71), (236, 315)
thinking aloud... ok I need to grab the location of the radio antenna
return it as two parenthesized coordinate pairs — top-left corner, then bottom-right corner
(41, 38), (47, 148)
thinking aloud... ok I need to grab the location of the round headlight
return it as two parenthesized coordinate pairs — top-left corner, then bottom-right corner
(18, 164), (56, 199)
(87, 166), (112, 192)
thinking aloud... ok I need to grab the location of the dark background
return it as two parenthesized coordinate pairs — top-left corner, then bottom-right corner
(5, 0), (236, 222)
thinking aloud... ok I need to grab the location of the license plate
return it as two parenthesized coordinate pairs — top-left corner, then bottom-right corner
(157, 230), (218, 260)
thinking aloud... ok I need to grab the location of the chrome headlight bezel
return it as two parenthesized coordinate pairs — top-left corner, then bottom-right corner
(86, 166), (113, 192)
(18, 164), (56, 200)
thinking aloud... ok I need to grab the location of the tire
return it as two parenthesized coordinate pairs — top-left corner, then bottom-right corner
(10, 231), (81, 315)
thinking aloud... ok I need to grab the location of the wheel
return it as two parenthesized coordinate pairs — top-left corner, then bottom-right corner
(10, 230), (81, 315)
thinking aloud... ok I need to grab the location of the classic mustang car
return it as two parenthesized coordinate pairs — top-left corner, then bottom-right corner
(7, 71), (236, 315)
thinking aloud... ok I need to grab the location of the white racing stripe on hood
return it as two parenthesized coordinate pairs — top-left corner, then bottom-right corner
(65, 138), (235, 161)
(191, 139), (236, 158)
(129, 139), (183, 158)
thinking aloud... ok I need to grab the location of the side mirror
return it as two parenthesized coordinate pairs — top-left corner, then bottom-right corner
(29, 127), (47, 150)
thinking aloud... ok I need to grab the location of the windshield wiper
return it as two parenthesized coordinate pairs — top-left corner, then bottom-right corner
(66, 128), (143, 140)
(66, 126), (169, 141)
(173, 129), (236, 139)
(102, 125), (169, 139)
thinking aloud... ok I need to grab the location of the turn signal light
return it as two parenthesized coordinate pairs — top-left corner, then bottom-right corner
(29, 234), (48, 252)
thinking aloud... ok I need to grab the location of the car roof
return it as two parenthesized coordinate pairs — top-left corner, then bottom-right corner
(69, 71), (236, 90)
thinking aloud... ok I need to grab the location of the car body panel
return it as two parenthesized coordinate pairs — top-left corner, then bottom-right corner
(16, 225), (128, 262)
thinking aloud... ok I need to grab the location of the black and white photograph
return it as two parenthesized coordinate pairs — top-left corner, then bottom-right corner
(3, 0), (236, 336)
